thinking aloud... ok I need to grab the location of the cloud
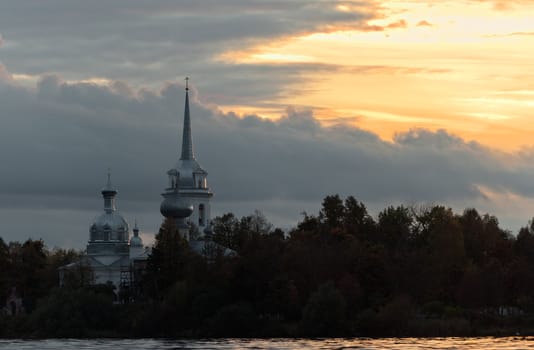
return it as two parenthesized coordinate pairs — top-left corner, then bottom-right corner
(0, 1), (379, 83)
(484, 31), (534, 38)
(0, 63), (13, 82)
(416, 20), (433, 27)
(2, 72), (534, 247)
(471, 0), (533, 11)
(0, 1), (383, 110)
(386, 19), (408, 29)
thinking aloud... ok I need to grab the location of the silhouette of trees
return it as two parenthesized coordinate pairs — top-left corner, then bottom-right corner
(4, 195), (534, 337)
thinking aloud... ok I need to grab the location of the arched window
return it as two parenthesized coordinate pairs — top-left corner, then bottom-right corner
(117, 227), (125, 241)
(103, 225), (111, 241)
(199, 204), (205, 226)
(168, 169), (179, 189)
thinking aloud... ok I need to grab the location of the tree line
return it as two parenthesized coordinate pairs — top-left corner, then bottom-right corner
(3, 195), (534, 337)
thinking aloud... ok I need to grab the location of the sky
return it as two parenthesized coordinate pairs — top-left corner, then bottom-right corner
(2, 0), (534, 248)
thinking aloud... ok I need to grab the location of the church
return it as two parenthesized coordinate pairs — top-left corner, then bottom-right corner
(59, 173), (148, 291)
(59, 79), (224, 296)
(160, 77), (213, 236)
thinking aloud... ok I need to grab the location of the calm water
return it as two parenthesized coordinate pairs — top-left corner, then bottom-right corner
(1, 338), (534, 350)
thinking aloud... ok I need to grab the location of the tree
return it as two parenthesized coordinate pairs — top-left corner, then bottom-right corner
(415, 206), (466, 302)
(515, 220), (534, 263)
(320, 194), (345, 228)
(0, 237), (9, 303)
(247, 210), (273, 236)
(45, 247), (83, 289)
(11, 239), (48, 312)
(377, 205), (413, 249)
(344, 196), (375, 239)
(212, 213), (239, 250)
(146, 218), (193, 297)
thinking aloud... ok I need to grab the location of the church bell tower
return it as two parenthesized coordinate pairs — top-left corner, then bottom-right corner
(160, 78), (213, 237)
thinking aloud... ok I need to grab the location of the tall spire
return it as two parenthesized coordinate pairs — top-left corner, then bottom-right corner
(180, 77), (194, 160)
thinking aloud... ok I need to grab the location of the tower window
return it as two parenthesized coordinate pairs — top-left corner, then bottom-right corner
(103, 225), (111, 241)
(199, 204), (205, 226)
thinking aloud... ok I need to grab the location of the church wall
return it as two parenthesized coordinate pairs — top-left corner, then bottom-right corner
(93, 266), (121, 287)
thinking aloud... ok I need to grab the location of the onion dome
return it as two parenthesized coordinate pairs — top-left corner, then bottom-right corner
(130, 220), (143, 247)
(160, 188), (194, 219)
(89, 172), (129, 243)
(161, 167), (193, 219)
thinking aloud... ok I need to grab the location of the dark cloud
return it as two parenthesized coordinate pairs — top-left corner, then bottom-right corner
(1, 71), (534, 247)
(0, 0), (387, 112)
(0, 1), (378, 75)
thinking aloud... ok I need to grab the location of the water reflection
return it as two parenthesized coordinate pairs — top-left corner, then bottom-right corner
(1, 337), (534, 350)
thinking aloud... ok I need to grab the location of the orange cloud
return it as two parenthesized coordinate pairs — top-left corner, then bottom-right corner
(416, 20), (432, 27)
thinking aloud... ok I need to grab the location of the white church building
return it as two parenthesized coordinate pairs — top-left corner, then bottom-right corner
(60, 79), (225, 296)
(59, 173), (148, 293)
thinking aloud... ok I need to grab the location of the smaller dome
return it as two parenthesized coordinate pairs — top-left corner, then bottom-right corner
(130, 235), (143, 247)
(101, 171), (118, 196)
(130, 220), (143, 247)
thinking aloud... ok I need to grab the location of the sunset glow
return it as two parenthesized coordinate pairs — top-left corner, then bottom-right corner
(218, 0), (534, 150)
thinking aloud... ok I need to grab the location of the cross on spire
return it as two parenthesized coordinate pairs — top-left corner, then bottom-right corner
(107, 168), (111, 186)
(185, 76), (189, 91)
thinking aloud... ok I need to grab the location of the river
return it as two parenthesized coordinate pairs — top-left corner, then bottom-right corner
(1, 337), (534, 349)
